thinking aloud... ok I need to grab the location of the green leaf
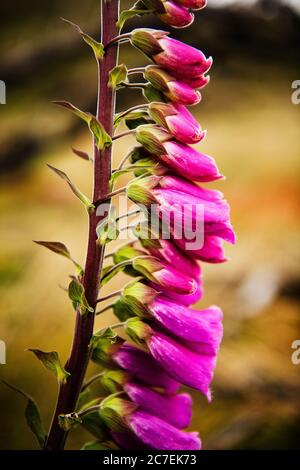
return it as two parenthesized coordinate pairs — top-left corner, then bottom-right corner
(61, 18), (104, 60)
(58, 413), (82, 431)
(53, 101), (111, 151)
(27, 349), (70, 385)
(33, 240), (83, 274)
(68, 279), (94, 315)
(88, 116), (112, 151)
(117, 8), (150, 29)
(1, 380), (47, 449)
(82, 440), (119, 450)
(108, 65), (128, 89)
(53, 100), (90, 123)
(47, 164), (94, 211)
(72, 147), (91, 162)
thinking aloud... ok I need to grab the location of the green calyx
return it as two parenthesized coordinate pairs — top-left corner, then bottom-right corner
(99, 396), (137, 432)
(131, 28), (168, 57)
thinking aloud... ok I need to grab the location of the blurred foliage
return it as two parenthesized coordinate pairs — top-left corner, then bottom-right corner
(0, 0), (299, 450)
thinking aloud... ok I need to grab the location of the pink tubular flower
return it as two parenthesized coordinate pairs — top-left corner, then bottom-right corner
(149, 102), (206, 144)
(143, 238), (201, 279)
(174, 0), (207, 10)
(124, 381), (192, 429)
(131, 29), (213, 81)
(127, 410), (201, 450)
(135, 126), (222, 182)
(148, 297), (223, 354)
(113, 343), (180, 393)
(144, 66), (202, 105)
(174, 234), (228, 263)
(159, 174), (224, 202)
(147, 330), (217, 399)
(132, 257), (198, 295)
(142, 0), (194, 28)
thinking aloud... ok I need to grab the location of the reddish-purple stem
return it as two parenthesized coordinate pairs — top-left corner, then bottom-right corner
(45, 0), (120, 450)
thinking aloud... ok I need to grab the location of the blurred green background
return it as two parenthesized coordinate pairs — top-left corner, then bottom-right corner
(0, 0), (299, 450)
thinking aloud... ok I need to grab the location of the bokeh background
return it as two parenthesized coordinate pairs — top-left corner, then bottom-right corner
(0, 0), (299, 450)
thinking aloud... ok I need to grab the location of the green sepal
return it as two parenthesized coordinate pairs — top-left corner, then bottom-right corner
(127, 175), (160, 205)
(113, 245), (145, 264)
(132, 256), (162, 282)
(134, 222), (162, 249)
(113, 298), (136, 322)
(100, 262), (128, 287)
(125, 317), (153, 346)
(143, 84), (166, 103)
(108, 64), (128, 89)
(90, 332), (123, 366)
(62, 18), (105, 60)
(1, 381), (47, 449)
(123, 280), (157, 304)
(135, 124), (170, 155)
(130, 28), (168, 57)
(96, 206), (119, 245)
(99, 396), (137, 432)
(82, 440), (119, 450)
(68, 279), (94, 315)
(47, 164), (94, 211)
(58, 412), (82, 431)
(81, 411), (107, 440)
(27, 349), (70, 385)
(100, 370), (130, 394)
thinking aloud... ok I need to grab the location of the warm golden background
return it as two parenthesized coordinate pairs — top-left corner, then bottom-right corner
(0, 0), (299, 450)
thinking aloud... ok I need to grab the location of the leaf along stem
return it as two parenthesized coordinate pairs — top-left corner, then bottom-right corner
(45, 0), (121, 450)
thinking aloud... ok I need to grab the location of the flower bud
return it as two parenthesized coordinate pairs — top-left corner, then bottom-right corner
(135, 124), (171, 155)
(143, 0), (194, 28)
(149, 102), (206, 144)
(144, 66), (201, 104)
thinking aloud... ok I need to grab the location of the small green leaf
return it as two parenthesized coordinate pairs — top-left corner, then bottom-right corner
(53, 101), (111, 152)
(89, 116), (112, 151)
(53, 100), (90, 123)
(34, 241), (70, 258)
(72, 147), (91, 162)
(62, 18), (104, 60)
(108, 65), (128, 89)
(34, 240), (83, 274)
(1, 380), (47, 449)
(27, 349), (70, 385)
(47, 164), (94, 211)
(117, 8), (149, 30)
(82, 440), (119, 450)
(68, 279), (94, 315)
(58, 413), (82, 431)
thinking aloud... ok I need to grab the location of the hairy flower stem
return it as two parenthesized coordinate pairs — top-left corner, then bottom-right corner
(45, 0), (120, 450)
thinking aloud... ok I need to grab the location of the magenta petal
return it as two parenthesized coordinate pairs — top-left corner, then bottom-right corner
(127, 410), (201, 450)
(111, 431), (149, 450)
(148, 331), (217, 397)
(158, 280), (203, 306)
(175, 235), (227, 263)
(149, 298), (223, 353)
(153, 261), (198, 294)
(124, 381), (192, 429)
(148, 239), (201, 279)
(167, 80), (201, 105)
(159, 1), (194, 28)
(158, 141), (222, 182)
(159, 175), (224, 202)
(113, 343), (180, 393)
